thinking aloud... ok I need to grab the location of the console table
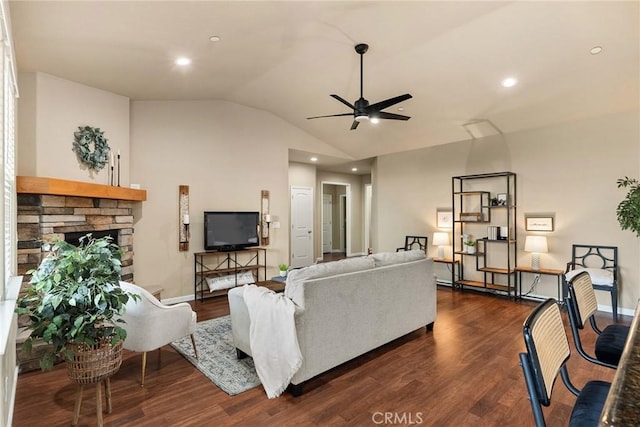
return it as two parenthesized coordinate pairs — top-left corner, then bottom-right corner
(194, 248), (266, 301)
(433, 258), (460, 286)
(515, 266), (564, 302)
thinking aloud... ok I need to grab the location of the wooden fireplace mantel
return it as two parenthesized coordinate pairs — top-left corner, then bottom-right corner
(17, 176), (147, 201)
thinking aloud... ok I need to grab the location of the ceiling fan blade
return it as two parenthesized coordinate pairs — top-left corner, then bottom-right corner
(307, 113), (353, 120)
(350, 120), (359, 130)
(376, 111), (411, 121)
(331, 94), (356, 110)
(368, 94), (412, 113)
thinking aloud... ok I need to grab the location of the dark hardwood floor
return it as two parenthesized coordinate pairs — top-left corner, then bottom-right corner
(13, 288), (620, 426)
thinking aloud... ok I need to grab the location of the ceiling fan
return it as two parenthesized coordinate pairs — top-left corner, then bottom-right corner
(307, 43), (412, 130)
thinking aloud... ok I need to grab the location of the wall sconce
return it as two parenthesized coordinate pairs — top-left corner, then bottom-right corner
(179, 185), (189, 252)
(524, 235), (548, 270)
(432, 232), (450, 260)
(261, 190), (270, 245)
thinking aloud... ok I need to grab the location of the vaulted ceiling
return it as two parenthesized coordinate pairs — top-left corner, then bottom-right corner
(9, 1), (639, 167)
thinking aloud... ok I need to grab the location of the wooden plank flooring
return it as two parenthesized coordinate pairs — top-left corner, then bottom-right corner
(13, 287), (620, 426)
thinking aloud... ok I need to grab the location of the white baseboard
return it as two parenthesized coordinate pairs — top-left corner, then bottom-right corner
(161, 294), (197, 305)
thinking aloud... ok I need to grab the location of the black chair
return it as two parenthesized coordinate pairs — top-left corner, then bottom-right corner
(565, 271), (629, 369)
(396, 236), (428, 253)
(519, 298), (610, 427)
(565, 244), (618, 321)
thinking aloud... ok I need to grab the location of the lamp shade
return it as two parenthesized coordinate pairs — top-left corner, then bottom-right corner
(524, 235), (548, 253)
(433, 232), (450, 246)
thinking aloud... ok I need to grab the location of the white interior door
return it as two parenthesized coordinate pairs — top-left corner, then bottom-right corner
(339, 194), (346, 252)
(322, 194), (332, 253)
(290, 186), (313, 268)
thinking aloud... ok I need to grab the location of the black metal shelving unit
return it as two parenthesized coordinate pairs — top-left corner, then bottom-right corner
(452, 172), (517, 297)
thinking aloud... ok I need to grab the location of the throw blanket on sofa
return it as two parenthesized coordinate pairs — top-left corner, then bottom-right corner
(243, 284), (302, 398)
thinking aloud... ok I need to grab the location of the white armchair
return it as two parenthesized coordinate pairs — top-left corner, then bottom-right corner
(118, 281), (198, 386)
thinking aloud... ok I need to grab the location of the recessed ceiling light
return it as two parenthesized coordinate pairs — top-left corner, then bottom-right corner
(501, 77), (517, 88)
(351, 167), (358, 172)
(590, 46), (603, 55)
(209, 35), (221, 43)
(310, 157), (318, 162)
(175, 57), (191, 66)
(397, 107), (405, 112)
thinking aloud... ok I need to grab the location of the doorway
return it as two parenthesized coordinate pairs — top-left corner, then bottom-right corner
(321, 182), (350, 260)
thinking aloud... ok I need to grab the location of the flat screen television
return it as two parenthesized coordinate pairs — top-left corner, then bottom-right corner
(204, 211), (260, 251)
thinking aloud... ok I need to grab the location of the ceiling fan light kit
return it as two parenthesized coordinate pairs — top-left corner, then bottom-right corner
(307, 43), (412, 130)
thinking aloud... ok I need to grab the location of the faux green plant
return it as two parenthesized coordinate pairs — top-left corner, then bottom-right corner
(617, 177), (640, 237)
(463, 240), (476, 247)
(16, 234), (138, 370)
(278, 263), (288, 271)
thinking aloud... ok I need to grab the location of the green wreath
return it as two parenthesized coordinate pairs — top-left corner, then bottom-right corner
(72, 126), (110, 171)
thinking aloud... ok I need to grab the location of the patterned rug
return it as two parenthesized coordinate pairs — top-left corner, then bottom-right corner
(170, 315), (261, 395)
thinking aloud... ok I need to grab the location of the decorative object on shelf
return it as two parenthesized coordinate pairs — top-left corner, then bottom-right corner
(432, 232), (450, 259)
(278, 264), (288, 277)
(15, 234), (138, 371)
(72, 125), (111, 172)
(524, 235), (548, 270)
(179, 185), (190, 252)
(460, 212), (481, 222)
(616, 177), (640, 237)
(496, 193), (508, 206)
(436, 209), (453, 228)
(487, 225), (499, 240)
(490, 197), (499, 206)
(463, 239), (476, 254)
(261, 190), (270, 246)
(525, 215), (554, 231)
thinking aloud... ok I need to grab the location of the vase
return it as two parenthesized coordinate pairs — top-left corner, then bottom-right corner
(279, 270), (287, 277)
(465, 246), (475, 254)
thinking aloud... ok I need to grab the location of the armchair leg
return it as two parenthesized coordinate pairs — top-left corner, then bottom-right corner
(611, 288), (618, 322)
(140, 351), (147, 387)
(190, 334), (199, 360)
(157, 348), (162, 369)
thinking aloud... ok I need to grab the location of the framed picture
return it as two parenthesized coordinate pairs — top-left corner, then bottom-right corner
(437, 210), (453, 228)
(525, 215), (554, 231)
(496, 193), (508, 206)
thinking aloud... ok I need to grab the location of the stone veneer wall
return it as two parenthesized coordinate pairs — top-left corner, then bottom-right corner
(17, 194), (135, 284)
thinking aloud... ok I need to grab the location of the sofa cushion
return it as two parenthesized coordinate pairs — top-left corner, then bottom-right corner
(284, 257), (375, 306)
(368, 249), (426, 267)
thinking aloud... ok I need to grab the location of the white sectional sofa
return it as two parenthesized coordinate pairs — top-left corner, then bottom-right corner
(227, 250), (436, 396)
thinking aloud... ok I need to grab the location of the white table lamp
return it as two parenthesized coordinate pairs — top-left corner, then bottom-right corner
(524, 235), (548, 270)
(433, 232), (450, 259)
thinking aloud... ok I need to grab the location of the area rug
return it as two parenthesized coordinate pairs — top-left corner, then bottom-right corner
(170, 315), (261, 395)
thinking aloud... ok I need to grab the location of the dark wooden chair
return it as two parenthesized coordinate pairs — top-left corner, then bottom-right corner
(565, 244), (618, 321)
(565, 271), (629, 369)
(396, 236), (428, 253)
(519, 298), (610, 427)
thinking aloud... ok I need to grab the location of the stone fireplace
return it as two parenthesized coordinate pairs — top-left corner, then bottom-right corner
(17, 177), (147, 284)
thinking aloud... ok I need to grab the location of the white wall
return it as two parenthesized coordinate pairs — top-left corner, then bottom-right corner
(17, 72), (130, 184)
(375, 110), (640, 313)
(130, 100), (341, 298)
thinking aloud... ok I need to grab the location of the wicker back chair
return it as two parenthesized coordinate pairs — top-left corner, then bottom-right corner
(565, 271), (629, 368)
(520, 298), (610, 426)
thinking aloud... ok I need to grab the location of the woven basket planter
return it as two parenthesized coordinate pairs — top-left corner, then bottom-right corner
(66, 340), (123, 384)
